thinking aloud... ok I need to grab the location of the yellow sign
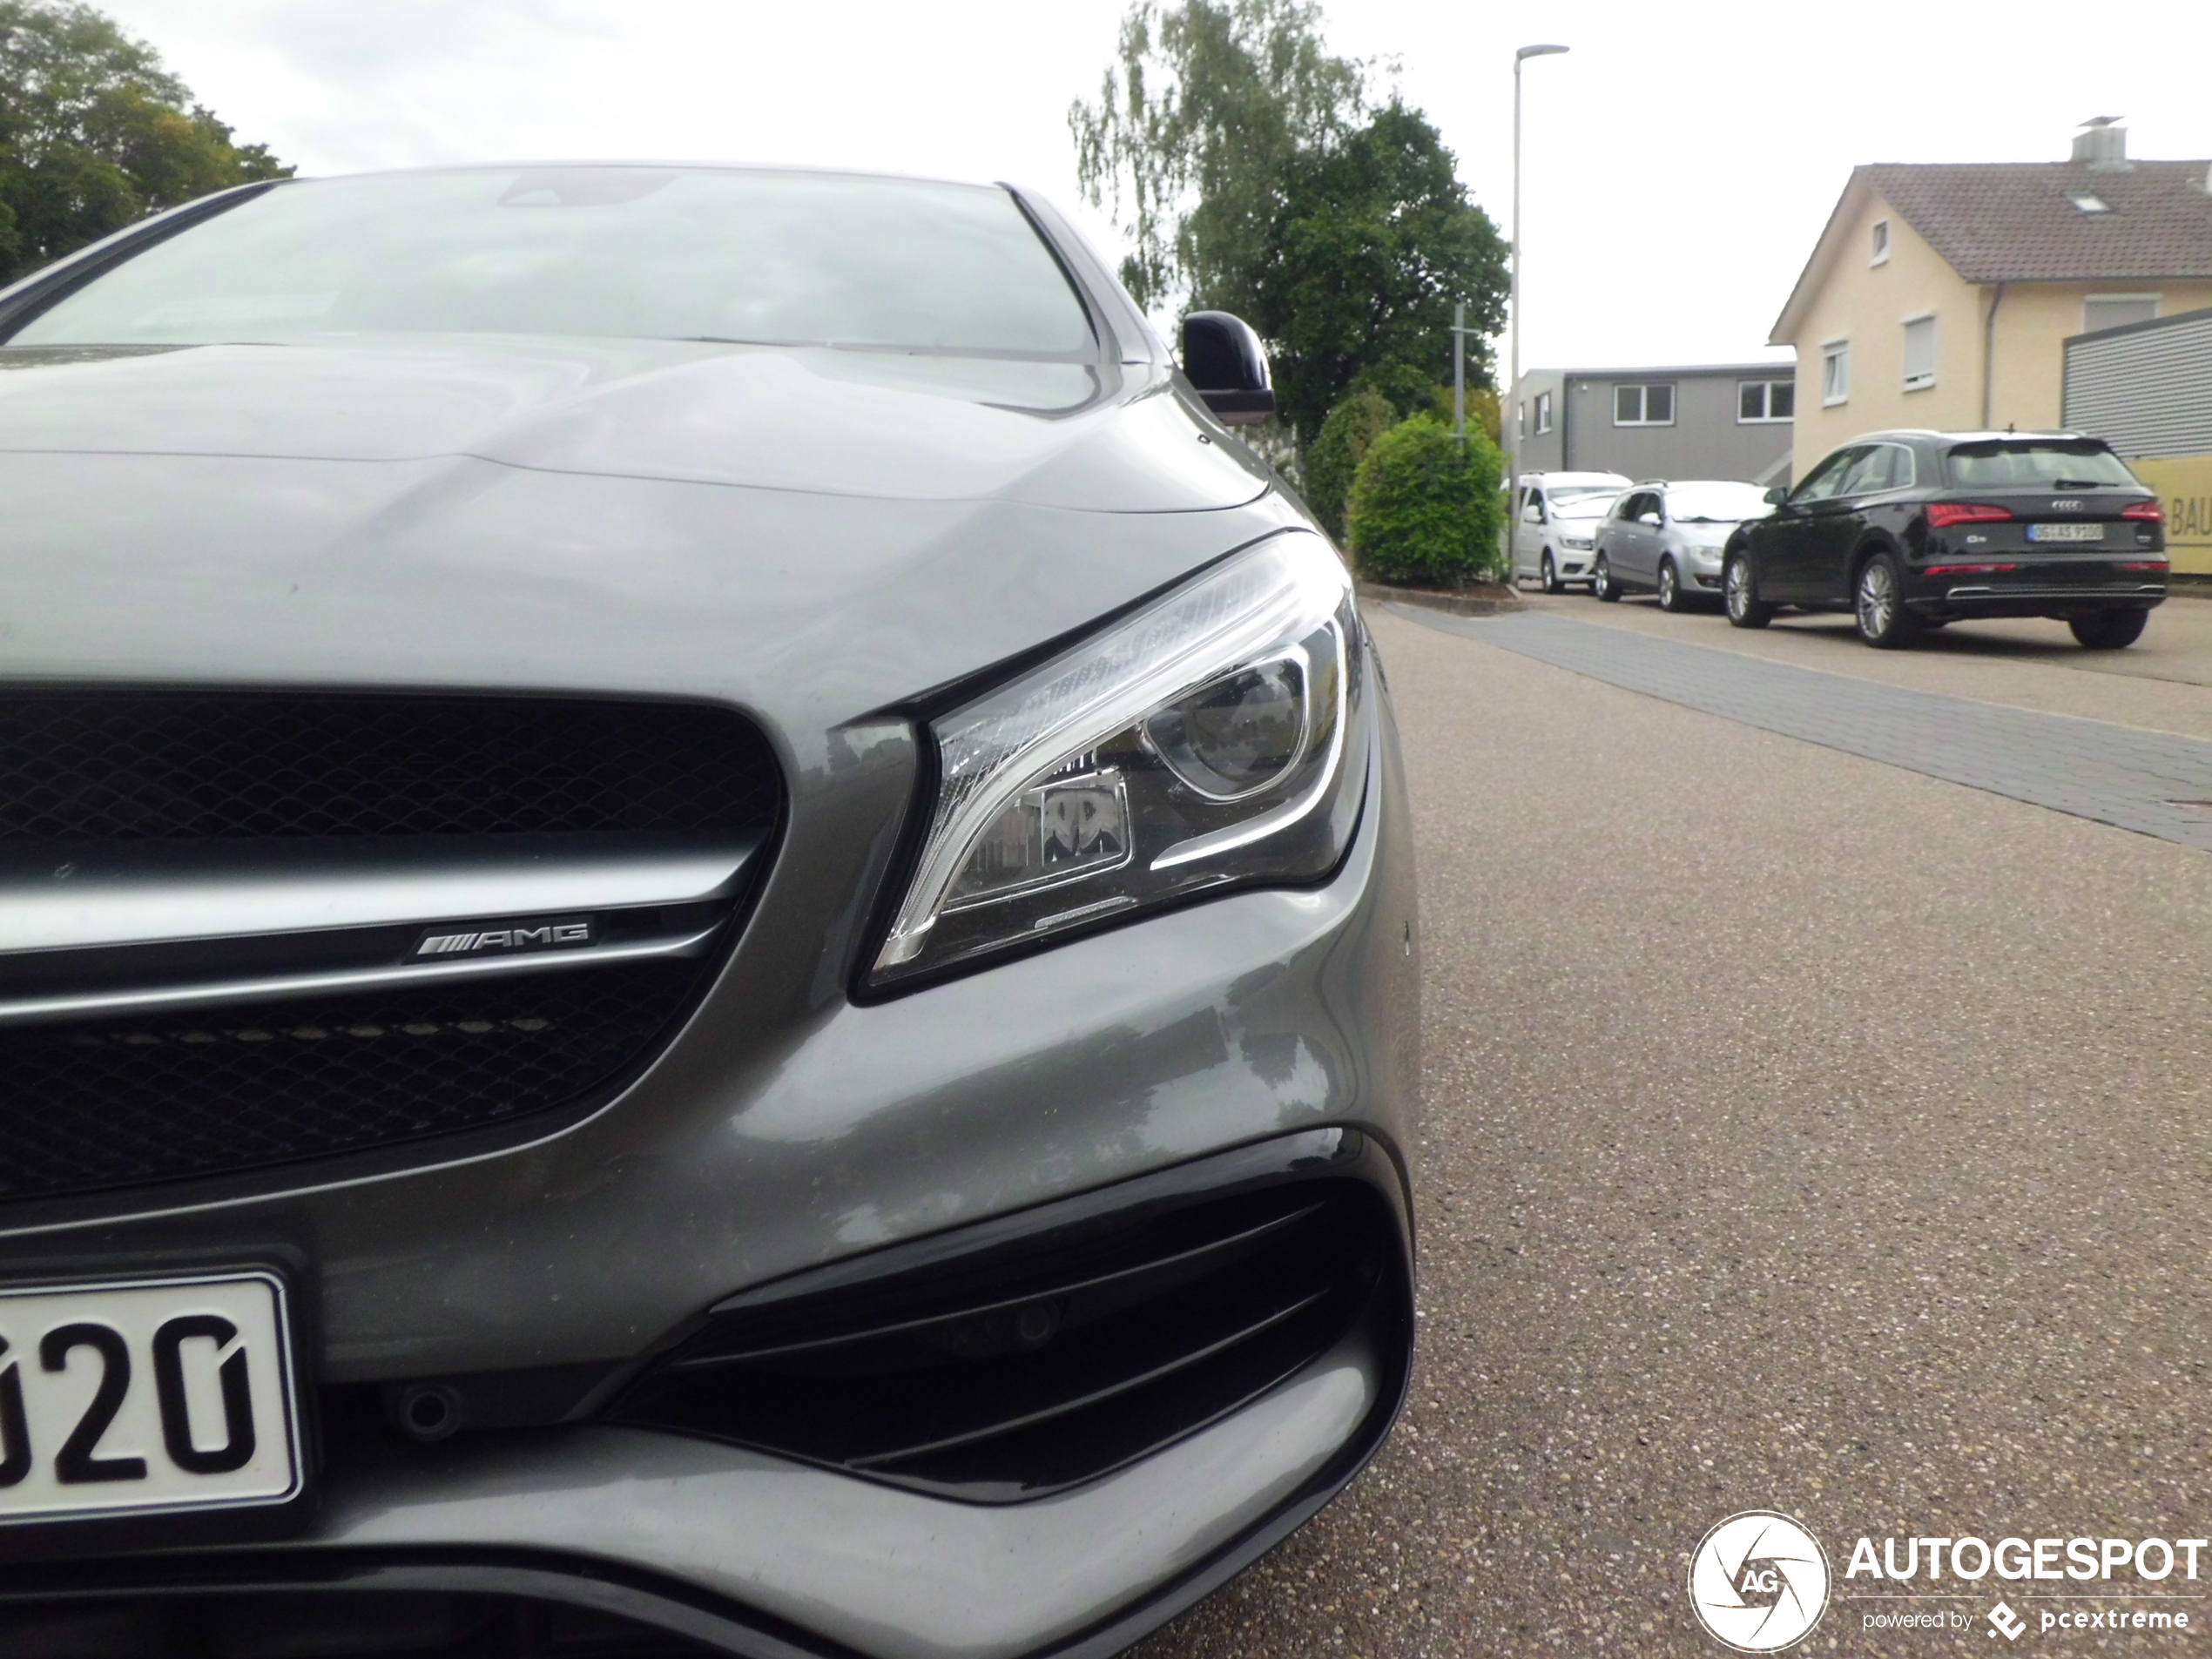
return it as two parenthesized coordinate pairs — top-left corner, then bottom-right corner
(2133, 453), (2212, 577)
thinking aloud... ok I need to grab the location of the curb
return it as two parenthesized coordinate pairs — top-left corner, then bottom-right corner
(1357, 581), (1526, 618)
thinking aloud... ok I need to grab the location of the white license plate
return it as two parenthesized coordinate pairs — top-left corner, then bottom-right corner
(2027, 522), (2105, 542)
(0, 1271), (302, 1526)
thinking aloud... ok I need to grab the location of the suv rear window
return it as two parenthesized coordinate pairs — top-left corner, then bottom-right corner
(1944, 441), (2140, 489)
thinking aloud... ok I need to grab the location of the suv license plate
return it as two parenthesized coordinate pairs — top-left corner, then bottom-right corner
(2027, 522), (2105, 542)
(0, 1271), (302, 1527)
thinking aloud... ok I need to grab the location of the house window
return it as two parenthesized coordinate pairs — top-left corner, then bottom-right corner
(1822, 341), (1850, 406)
(2083, 294), (2160, 334)
(1738, 379), (1795, 422)
(1902, 314), (1937, 391)
(1871, 219), (1890, 265)
(1516, 401), (1526, 438)
(1613, 382), (1675, 426)
(1534, 391), (1553, 435)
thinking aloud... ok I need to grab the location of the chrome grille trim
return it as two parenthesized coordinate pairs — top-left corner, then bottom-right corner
(0, 925), (725, 1028)
(0, 833), (758, 955)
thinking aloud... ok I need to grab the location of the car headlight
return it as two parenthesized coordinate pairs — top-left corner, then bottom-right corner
(868, 533), (1368, 987)
(1561, 535), (1594, 550)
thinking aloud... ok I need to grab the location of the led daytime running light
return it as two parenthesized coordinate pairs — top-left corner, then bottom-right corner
(876, 536), (1350, 972)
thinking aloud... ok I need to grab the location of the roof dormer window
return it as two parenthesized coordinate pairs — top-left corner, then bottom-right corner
(2068, 191), (2111, 214)
(1870, 219), (1890, 265)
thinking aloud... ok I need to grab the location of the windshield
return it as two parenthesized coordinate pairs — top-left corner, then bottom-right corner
(1553, 492), (1621, 521)
(7, 167), (1096, 359)
(1665, 482), (1772, 523)
(1944, 440), (2139, 489)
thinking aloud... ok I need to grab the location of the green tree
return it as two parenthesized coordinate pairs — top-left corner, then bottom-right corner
(0, 1), (288, 285)
(1069, 0), (1366, 313)
(1302, 384), (1393, 543)
(1345, 413), (1504, 588)
(1250, 100), (1507, 445)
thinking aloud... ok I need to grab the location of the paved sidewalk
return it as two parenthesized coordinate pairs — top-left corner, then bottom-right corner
(1507, 590), (2212, 743)
(1386, 604), (2212, 853)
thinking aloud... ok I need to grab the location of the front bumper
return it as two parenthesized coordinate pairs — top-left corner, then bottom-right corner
(0, 1130), (1411, 1659)
(0, 644), (1422, 1658)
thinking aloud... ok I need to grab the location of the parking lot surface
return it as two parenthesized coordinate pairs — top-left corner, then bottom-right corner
(1388, 605), (2212, 853)
(1517, 590), (2212, 742)
(1135, 601), (2212, 1657)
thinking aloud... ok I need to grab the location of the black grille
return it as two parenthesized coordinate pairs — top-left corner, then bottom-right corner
(0, 964), (705, 1203)
(0, 691), (777, 840)
(614, 1179), (1393, 1502)
(0, 691), (779, 1203)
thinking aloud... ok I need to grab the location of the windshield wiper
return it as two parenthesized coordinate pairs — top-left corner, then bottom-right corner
(2048, 477), (2109, 489)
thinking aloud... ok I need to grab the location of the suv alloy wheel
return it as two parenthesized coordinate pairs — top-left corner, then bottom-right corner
(1656, 557), (1683, 612)
(1723, 552), (1772, 629)
(1541, 552), (1563, 595)
(1854, 552), (1919, 649)
(1592, 555), (1620, 602)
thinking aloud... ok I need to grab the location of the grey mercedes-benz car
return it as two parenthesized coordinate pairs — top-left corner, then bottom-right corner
(0, 165), (1419, 1657)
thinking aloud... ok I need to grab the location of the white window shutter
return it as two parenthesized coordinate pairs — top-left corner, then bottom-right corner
(1903, 317), (1937, 389)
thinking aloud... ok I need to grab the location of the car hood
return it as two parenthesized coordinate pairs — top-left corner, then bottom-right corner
(0, 338), (1270, 512)
(0, 339), (1305, 728)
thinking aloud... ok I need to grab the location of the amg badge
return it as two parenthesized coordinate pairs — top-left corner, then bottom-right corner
(413, 918), (594, 958)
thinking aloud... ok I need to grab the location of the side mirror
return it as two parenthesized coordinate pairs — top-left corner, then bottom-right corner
(1637, 511), (1662, 528)
(1522, 502), (1545, 524)
(1180, 312), (1275, 425)
(1764, 485), (1787, 505)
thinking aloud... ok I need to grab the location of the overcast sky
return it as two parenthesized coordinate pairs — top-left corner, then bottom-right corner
(98, 0), (2212, 381)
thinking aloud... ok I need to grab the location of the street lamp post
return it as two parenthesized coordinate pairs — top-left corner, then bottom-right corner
(1507, 43), (1568, 583)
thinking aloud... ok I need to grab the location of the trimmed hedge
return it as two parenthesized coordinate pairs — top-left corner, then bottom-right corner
(1303, 387), (1397, 543)
(1345, 415), (1505, 587)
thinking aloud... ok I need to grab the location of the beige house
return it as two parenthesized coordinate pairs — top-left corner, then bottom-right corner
(1770, 122), (2212, 476)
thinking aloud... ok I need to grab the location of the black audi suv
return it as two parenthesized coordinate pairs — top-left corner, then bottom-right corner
(1722, 430), (2168, 649)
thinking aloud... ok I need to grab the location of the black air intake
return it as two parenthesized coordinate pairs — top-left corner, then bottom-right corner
(613, 1177), (1398, 1502)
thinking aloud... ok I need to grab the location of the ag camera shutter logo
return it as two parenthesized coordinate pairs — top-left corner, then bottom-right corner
(1689, 1511), (1831, 1651)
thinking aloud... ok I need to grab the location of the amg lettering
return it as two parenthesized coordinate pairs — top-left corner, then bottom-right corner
(412, 918), (593, 960)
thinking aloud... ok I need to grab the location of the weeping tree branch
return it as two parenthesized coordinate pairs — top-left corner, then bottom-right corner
(1069, 0), (1367, 314)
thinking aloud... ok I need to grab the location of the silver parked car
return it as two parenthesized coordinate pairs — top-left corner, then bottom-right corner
(0, 165), (1418, 1658)
(1509, 470), (1629, 591)
(1591, 480), (1777, 610)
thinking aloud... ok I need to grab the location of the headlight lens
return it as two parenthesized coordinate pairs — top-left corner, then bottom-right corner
(870, 533), (1366, 986)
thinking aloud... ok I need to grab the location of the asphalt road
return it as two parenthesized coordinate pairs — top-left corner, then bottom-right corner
(1133, 597), (2212, 1657)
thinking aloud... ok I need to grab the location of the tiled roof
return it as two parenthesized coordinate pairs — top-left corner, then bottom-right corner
(1864, 159), (2212, 282)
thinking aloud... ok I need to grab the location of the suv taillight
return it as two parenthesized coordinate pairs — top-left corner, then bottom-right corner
(2121, 501), (2164, 523)
(1925, 502), (2013, 528)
